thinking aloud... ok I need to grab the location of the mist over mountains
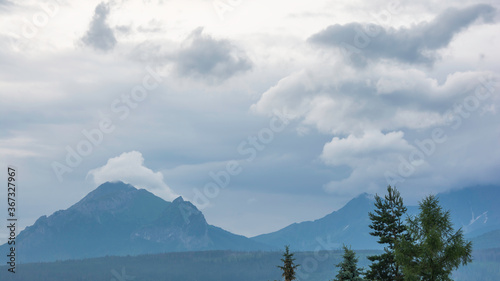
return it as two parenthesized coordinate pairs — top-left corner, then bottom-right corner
(1, 181), (499, 263)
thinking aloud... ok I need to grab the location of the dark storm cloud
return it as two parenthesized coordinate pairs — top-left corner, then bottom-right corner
(308, 4), (496, 64)
(172, 27), (252, 82)
(81, 2), (117, 51)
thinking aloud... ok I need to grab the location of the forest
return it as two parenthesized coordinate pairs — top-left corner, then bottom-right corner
(1, 187), (498, 281)
(0, 248), (498, 281)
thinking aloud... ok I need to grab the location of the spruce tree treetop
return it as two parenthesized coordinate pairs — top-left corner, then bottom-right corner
(333, 245), (365, 281)
(366, 185), (407, 281)
(277, 245), (300, 281)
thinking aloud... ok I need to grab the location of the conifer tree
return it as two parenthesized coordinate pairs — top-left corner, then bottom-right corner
(366, 186), (406, 281)
(277, 245), (300, 281)
(333, 245), (365, 281)
(395, 195), (473, 281)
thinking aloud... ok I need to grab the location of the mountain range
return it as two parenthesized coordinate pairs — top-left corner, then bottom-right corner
(253, 185), (500, 251)
(1, 182), (268, 263)
(2, 181), (499, 263)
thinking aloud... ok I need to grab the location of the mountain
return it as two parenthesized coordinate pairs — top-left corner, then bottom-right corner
(252, 185), (500, 251)
(252, 193), (380, 251)
(0, 181), (268, 263)
(2, 182), (498, 263)
(471, 229), (500, 249)
(437, 185), (500, 238)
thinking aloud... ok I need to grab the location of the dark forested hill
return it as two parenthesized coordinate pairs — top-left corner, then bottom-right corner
(0, 249), (498, 281)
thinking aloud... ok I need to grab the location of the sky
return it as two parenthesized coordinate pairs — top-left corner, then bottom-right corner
(0, 0), (499, 242)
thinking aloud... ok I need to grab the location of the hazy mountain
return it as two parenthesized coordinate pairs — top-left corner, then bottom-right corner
(252, 193), (380, 251)
(0, 181), (268, 263)
(2, 182), (498, 263)
(437, 185), (500, 238)
(252, 185), (500, 250)
(471, 229), (500, 249)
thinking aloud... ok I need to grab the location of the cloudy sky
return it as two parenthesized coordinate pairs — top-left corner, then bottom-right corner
(1, 0), (499, 241)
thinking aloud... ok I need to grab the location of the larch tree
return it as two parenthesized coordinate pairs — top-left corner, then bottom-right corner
(395, 195), (473, 281)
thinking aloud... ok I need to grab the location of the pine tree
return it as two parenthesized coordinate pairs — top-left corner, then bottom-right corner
(366, 186), (407, 281)
(277, 245), (300, 281)
(395, 195), (473, 281)
(333, 245), (365, 281)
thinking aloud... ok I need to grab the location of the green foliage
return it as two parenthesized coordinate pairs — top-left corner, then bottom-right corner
(1, 249), (498, 281)
(277, 245), (300, 281)
(395, 195), (473, 281)
(333, 245), (365, 281)
(366, 185), (407, 281)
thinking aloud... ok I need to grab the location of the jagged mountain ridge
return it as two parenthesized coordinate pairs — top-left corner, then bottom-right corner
(2, 182), (498, 263)
(0, 181), (268, 263)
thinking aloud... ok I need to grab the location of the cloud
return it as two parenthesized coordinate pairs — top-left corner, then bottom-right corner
(251, 70), (319, 120)
(252, 65), (494, 136)
(81, 2), (117, 51)
(87, 151), (178, 201)
(251, 50), (500, 199)
(137, 19), (164, 33)
(308, 4), (496, 64)
(0, 0), (499, 238)
(319, 130), (417, 196)
(0, 136), (45, 159)
(172, 27), (252, 82)
(321, 130), (413, 167)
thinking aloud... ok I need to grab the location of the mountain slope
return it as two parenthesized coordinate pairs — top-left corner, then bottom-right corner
(471, 229), (500, 249)
(252, 193), (380, 251)
(253, 185), (500, 251)
(0, 181), (268, 263)
(437, 185), (500, 238)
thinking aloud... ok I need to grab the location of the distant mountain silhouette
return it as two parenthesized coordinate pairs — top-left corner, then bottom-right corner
(437, 185), (500, 237)
(0, 181), (269, 263)
(252, 185), (500, 250)
(252, 193), (380, 251)
(2, 182), (498, 263)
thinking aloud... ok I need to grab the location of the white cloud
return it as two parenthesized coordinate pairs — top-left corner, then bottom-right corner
(87, 151), (178, 201)
(250, 70), (318, 119)
(320, 130), (420, 197)
(321, 130), (413, 167)
(1, 0), (499, 237)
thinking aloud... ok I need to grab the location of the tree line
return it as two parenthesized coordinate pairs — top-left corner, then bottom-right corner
(273, 186), (473, 281)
